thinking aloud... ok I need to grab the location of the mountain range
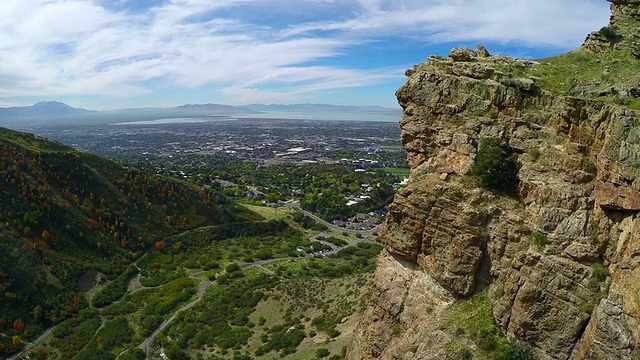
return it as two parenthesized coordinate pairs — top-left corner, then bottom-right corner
(0, 101), (402, 128)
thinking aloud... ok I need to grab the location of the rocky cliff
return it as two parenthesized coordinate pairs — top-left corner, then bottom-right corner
(348, 1), (640, 359)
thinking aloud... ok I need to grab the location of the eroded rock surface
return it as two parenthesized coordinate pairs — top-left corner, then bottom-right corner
(348, 2), (640, 359)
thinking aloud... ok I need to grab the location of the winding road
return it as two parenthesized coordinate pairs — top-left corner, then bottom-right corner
(11, 205), (380, 360)
(134, 205), (380, 359)
(136, 276), (215, 359)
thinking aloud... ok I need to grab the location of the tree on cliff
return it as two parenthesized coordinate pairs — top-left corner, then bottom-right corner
(471, 138), (518, 193)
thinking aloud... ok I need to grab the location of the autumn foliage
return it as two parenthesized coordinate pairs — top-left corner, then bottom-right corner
(0, 127), (255, 358)
(12, 319), (25, 333)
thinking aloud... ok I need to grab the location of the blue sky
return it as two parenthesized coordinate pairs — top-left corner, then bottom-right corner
(0, 0), (610, 110)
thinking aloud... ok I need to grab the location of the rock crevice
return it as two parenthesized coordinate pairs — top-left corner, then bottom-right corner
(348, 4), (640, 358)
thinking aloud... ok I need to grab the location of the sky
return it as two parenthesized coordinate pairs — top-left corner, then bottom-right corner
(0, 0), (611, 110)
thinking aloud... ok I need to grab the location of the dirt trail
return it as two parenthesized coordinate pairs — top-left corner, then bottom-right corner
(13, 204), (380, 360)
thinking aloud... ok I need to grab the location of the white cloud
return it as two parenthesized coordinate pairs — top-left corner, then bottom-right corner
(281, 0), (609, 47)
(0, 0), (610, 106)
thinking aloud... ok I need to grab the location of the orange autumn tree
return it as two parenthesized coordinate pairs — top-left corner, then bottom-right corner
(12, 319), (25, 333)
(41, 230), (51, 242)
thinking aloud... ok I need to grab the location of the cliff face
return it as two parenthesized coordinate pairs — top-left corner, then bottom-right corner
(348, 2), (640, 359)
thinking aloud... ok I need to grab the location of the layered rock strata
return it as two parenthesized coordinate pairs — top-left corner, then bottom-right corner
(348, 2), (640, 359)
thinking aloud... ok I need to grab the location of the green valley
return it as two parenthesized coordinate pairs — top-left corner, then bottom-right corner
(0, 126), (384, 359)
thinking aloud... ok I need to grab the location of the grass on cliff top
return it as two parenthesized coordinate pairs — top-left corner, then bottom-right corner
(442, 292), (530, 360)
(538, 48), (637, 94)
(502, 44), (639, 109)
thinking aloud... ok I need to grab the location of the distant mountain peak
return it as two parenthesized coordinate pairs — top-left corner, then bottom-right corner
(33, 100), (71, 106)
(31, 101), (93, 113)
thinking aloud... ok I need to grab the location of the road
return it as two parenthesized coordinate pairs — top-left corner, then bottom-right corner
(134, 230), (380, 359)
(284, 201), (379, 238)
(8, 328), (53, 360)
(137, 275), (215, 359)
(12, 204), (380, 360)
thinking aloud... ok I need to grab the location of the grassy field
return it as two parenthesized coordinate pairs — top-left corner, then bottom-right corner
(382, 168), (411, 178)
(246, 274), (369, 360)
(241, 203), (296, 221)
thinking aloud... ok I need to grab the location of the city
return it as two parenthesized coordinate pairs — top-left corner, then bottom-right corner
(34, 118), (409, 228)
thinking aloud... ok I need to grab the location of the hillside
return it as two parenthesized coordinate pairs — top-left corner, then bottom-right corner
(348, 1), (640, 359)
(0, 127), (257, 356)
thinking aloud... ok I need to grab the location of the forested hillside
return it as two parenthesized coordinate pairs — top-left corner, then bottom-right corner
(0, 127), (257, 356)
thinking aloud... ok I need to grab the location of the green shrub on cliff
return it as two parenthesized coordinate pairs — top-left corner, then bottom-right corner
(598, 26), (622, 43)
(471, 138), (519, 193)
(444, 292), (531, 360)
(532, 233), (549, 249)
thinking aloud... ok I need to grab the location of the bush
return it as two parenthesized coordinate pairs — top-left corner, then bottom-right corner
(582, 156), (597, 175)
(459, 347), (474, 360)
(324, 237), (348, 247)
(226, 263), (241, 273)
(95, 317), (134, 351)
(532, 233), (549, 249)
(496, 343), (531, 360)
(165, 341), (190, 360)
(316, 347), (331, 358)
(592, 263), (608, 281)
(528, 148), (541, 162)
(92, 273), (130, 308)
(471, 138), (518, 193)
(598, 26), (622, 42)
